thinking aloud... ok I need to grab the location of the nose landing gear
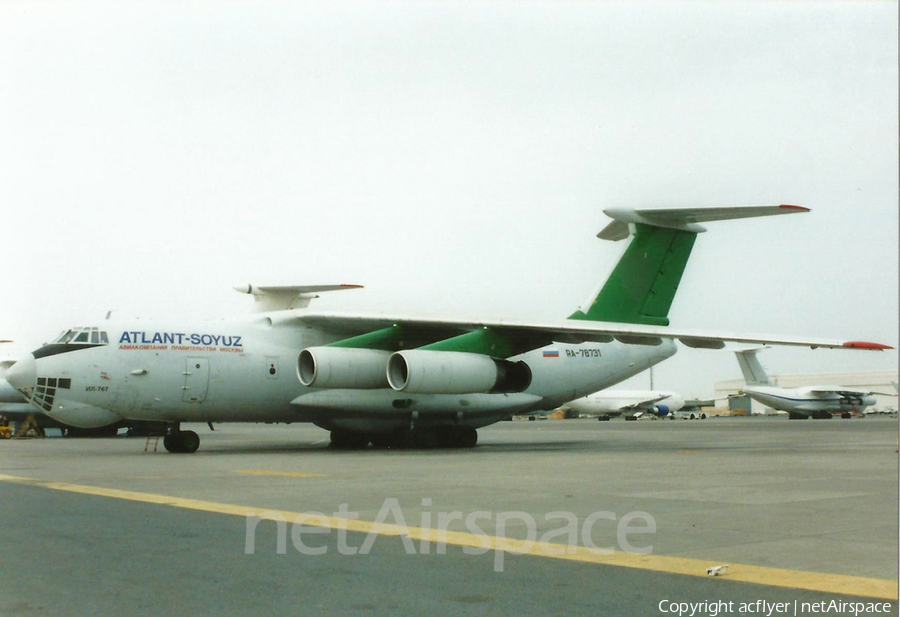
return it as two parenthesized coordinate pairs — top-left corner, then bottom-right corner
(163, 424), (200, 453)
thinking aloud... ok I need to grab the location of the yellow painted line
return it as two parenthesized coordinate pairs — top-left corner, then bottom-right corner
(233, 469), (329, 479)
(0, 473), (895, 600)
(0, 473), (39, 483)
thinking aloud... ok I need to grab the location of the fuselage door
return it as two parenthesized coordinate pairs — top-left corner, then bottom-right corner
(183, 358), (210, 403)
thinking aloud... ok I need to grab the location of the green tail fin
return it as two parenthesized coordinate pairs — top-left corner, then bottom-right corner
(569, 205), (808, 326)
(569, 223), (697, 326)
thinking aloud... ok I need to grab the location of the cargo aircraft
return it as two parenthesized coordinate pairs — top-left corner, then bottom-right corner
(734, 348), (892, 419)
(6, 206), (891, 452)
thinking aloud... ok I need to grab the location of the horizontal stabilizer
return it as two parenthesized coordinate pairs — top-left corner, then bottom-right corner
(598, 205), (808, 241)
(235, 284), (363, 312)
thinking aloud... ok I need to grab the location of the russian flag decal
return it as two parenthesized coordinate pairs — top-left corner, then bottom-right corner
(543, 350), (559, 358)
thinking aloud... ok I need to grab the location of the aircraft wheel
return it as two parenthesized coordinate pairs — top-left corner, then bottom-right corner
(164, 431), (200, 453)
(788, 413), (807, 420)
(370, 434), (397, 449)
(163, 433), (182, 453)
(412, 429), (439, 449)
(841, 412), (852, 419)
(434, 429), (457, 449)
(455, 427), (478, 448)
(179, 430), (200, 453)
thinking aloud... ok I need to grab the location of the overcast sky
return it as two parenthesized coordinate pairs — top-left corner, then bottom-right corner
(1, 1), (897, 397)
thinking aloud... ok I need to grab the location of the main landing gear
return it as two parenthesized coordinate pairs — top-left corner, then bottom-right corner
(329, 427), (478, 450)
(163, 424), (200, 453)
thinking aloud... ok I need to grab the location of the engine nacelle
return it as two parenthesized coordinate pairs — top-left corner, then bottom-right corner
(386, 350), (532, 394)
(298, 347), (391, 389)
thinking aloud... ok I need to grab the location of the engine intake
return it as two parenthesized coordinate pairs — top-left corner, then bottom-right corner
(386, 350), (532, 394)
(298, 347), (391, 389)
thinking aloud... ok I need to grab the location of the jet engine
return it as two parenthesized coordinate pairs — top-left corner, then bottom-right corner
(386, 350), (532, 394)
(298, 347), (391, 389)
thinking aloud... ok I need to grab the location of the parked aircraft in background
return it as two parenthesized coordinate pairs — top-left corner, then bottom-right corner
(562, 390), (684, 420)
(1, 341), (48, 429)
(6, 205), (891, 453)
(0, 341), (24, 405)
(734, 348), (892, 419)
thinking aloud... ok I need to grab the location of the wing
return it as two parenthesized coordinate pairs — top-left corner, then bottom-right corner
(279, 310), (892, 356)
(618, 394), (670, 411)
(815, 389), (898, 397)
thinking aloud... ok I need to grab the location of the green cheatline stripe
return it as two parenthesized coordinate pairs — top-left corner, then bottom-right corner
(420, 328), (551, 358)
(329, 325), (463, 352)
(570, 223), (697, 326)
(329, 324), (548, 359)
(330, 325), (408, 351)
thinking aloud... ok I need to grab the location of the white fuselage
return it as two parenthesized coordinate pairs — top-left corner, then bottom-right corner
(565, 390), (684, 417)
(743, 385), (877, 416)
(11, 313), (678, 434)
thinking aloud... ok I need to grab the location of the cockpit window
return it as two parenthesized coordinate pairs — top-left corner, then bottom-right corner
(51, 327), (109, 346)
(53, 330), (78, 344)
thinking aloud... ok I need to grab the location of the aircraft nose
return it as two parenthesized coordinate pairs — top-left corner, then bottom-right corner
(6, 354), (37, 391)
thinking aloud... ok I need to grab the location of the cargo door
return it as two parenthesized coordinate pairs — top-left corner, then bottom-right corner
(182, 358), (210, 403)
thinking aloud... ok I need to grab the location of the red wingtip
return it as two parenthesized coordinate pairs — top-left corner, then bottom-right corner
(779, 204), (810, 212)
(339, 284), (364, 289)
(842, 341), (893, 350)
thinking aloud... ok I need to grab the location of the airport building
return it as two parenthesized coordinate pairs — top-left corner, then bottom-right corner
(714, 370), (899, 414)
